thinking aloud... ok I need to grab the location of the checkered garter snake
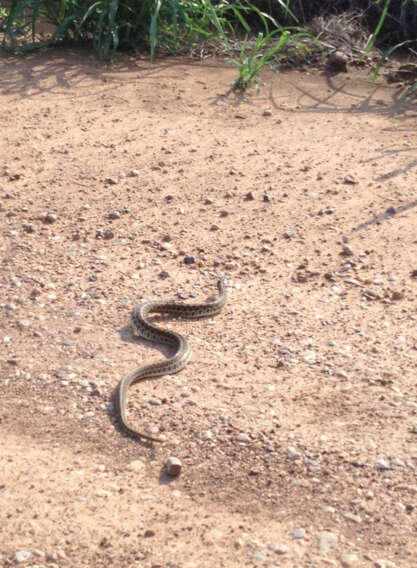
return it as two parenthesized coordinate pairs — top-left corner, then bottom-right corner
(117, 277), (228, 442)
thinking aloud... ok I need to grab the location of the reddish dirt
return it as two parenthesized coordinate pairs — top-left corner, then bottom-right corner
(1, 49), (417, 568)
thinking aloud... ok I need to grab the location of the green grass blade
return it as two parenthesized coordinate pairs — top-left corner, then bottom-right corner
(364, 0), (392, 56)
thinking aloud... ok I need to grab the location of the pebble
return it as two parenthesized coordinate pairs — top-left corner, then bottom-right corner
(16, 319), (31, 330)
(183, 255), (196, 265)
(165, 456), (182, 477)
(343, 512), (362, 523)
(318, 531), (338, 553)
(244, 191), (256, 201)
(128, 169), (139, 177)
(105, 177), (118, 184)
(363, 289), (378, 299)
(341, 245), (354, 257)
(375, 560), (397, 568)
(108, 211), (121, 220)
(200, 430), (213, 440)
(340, 553), (359, 567)
(236, 432), (251, 443)
(14, 550), (31, 563)
(327, 51), (348, 71)
(292, 528), (306, 540)
(262, 109), (272, 116)
(287, 446), (301, 460)
(251, 552), (267, 564)
(43, 212), (57, 223)
(103, 228), (114, 239)
(391, 291), (403, 301)
(128, 460), (144, 472)
(269, 544), (288, 555)
(376, 459), (390, 471)
(22, 222), (36, 233)
(343, 174), (357, 184)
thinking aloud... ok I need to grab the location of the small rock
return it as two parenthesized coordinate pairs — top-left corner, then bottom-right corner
(16, 319), (31, 330)
(251, 552), (267, 565)
(343, 174), (357, 184)
(343, 512), (362, 523)
(244, 191), (256, 201)
(128, 169), (139, 177)
(128, 460), (144, 472)
(385, 206), (397, 216)
(103, 228), (114, 240)
(341, 245), (354, 257)
(292, 528), (306, 540)
(363, 289), (378, 299)
(183, 255), (196, 265)
(340, 553), (359, 567)
(283, 230), (293, 239)
(22, 222), (36, 233)
(269, 544), (288, 555)
(144, 529), (155, 538)
(165, 456), (182, 477)
(236, 432), (251, 443)
(204, 198), (215, 205)
(375, 560), (397, 568)
(376, 459), (390, 471)
(105, 177), (118, 185)
(200, 430), (213, 440)
(326, 51), (348, 72)
(262, 109), (272, 116)
(318, 531), (338, 553)
(287, 446), (301, 460)
(108, 211), (121, 220)
(391, 291), (403, 301)
(410, 269), (417, 279)
(14, 550), (31, 563)
(219, 210), (229, 217)
(263, 193), (271, 202)
(234, 538), (244, 550)
(43, 212), (57, 223)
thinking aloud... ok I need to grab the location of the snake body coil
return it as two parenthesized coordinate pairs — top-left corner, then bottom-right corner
(117, 277), (227, 442)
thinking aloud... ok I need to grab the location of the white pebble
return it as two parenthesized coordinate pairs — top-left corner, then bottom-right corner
(14, 550), (31, 563)
(128, 460), (144, 472)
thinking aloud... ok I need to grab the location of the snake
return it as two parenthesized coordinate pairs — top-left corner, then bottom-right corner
(117, 277), (228, 442)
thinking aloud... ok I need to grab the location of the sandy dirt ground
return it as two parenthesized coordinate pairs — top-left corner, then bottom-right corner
(0, 48), (417, 568)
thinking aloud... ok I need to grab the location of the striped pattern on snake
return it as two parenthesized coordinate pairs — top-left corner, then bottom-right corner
(117, 277), (228, 442)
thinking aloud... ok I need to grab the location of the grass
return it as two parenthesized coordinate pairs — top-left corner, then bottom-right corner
(0, 0), (416, 93)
